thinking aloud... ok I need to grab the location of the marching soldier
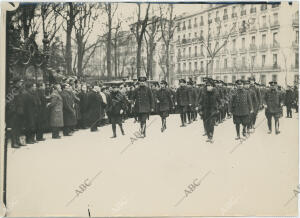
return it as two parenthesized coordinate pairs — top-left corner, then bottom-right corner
(176, 79), (191, 127)
(156, 80), (174, 132)
(108, 85), (128, 138)
(264, 81), (284, 134)
(199, 79), (219, 143)
(244, 79), (258, 133)
(132, 76), (154, 138)
(284, 86), (294, 118)
(229, 80), (253, 139)
(248, 78), (261, 128)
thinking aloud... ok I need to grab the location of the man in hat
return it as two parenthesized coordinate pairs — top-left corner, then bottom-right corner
(199, 79), (218, 143)
(229, 80), (253, 139)
(132, 76), (154, 137)
(176, 79), (191, 127)
(108, 84), (128, 138)
(87, 85), (104, 132)
(284, 86), (295, 118)
(156, 80), (174, 132)
(264, 81), (283, 134)
(244, 79), (258, 133)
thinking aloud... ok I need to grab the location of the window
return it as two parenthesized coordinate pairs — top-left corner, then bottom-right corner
(194, 32), (197, 38)
(195, 46), (197, 56)
(251, 56), (256, 66)
(273, 53), (278, 67)
(188, 19), (191, 28)
(262, 15), (266, 25)
(233, 57), (237, 67)
(252, 35), (256, 44)
(188, 33), (191, 39)
(201, 61), (204, 71)
(224, 76), (228, 83)
(183, 63), (186, 71)
(242, 56), (246, 66)
(178, 35), (180, 42)
(200, 30), (204, 39)
(183, 48), (186, 57)
(178, 49), (181, 57)
(224, 8), (227, 15)
(262, 34), (266, 45)
(183, 21), (186, 29)
(232, 39), (236, 49)
(200, 16), (203, 25)
(261, 75), (266, 85)
(216, 60), (219, 69)
(262, 54), (266, 67)
(194, 61), (197, 70)
(242, 38), (245, 48)
(272, 74), (277, 82)
(241, 75), (245, 80)
(224, 58), (228, 68)
(296, 31), (299, 43)
(273, 32), (278, 45)
(189, 62), (192, 72)
(189, 47), (191, 57)
(273, 13), (278, 23)
(201, 45), (204, 55)
(178, 63), (181, 71)
(232, 6), (236, 13)
(232, 75), (236, 83)
(296, 52), (299, 68)
(194, 18), (197, 27)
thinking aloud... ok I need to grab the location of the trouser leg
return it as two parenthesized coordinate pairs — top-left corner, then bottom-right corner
(112, 123), (116, 137)
(267, 116), (272, 131)
(118, 122), (125, 135)
(235, 124), (240, 138)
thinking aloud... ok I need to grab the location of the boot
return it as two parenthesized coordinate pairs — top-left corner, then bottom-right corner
(119, 124), (125, 135)
(111, 124), (117, 138)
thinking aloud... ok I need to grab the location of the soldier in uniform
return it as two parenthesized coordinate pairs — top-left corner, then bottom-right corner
(284, 86), (295, 118)
(108, 85), (128, 138)
(23, 81), (40, 144)
(36, 82), (47, 141)
(132, 76), (154, 137)
(156, 80), (174, 132)
(175, 79), (191, 127)
(229, 80), (253, 139)
(264, 81), (283, 134)
(199, 79), (219, 143)
(244, 79), (258, 133)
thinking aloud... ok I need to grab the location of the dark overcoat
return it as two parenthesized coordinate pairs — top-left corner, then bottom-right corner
(61, 90), (77, 126)
(156, 88), (174, 112)
(176, 86), (191, 106)
(230, 88), (253, 116)
(133, 86), (154, 113)
(49, 91), (64, 128)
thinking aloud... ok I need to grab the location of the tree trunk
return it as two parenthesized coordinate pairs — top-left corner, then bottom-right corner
(106, 4), (112, 80)
(136, 38), (142, 78)
(77, 43), (84, 77)
(114, 41), (118, 78)
(65, 27), (73, 75)
(166, 46), (170, 83)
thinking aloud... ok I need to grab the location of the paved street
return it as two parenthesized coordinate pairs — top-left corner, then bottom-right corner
(5, 109), (298, 217)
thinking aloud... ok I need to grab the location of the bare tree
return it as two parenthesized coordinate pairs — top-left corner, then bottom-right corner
(73, 3), (101, 77)
(159, 4), (176, 83)
(130, 3), (151, 78)
(144, 15), (160, 79)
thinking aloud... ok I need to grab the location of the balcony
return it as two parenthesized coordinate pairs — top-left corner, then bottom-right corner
(241, 10), (247, 16)
(259, 44), (268, 51)
(270, 41), (280, 50)
(270, 20), (280, 29)
(249, 44), (257, 52)
(230, 48), (238, 55)
(249, 25), (257, 33)
(223, 15), (228, 20)
(292, 18), (299, 27)
(259, 23), (268, 32)
(239, 47), (247, 53)
(221, 48), (229, 55)
(231, 13), (237, 18)
(292, 40), (299, 49)
(239, 26), (247, 35)
(182, 38), (191, 44)
(250, 7), (256, 14)
(192, 38), (198, 43)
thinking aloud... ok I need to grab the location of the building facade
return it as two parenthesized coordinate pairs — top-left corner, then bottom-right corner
(173, 3), (299, 86)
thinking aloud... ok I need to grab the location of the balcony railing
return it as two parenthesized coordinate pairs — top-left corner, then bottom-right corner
(249, 44), (257, 52)
(223, 15), (228, 20)
(292, 40), (299, 49)
(232, 13), (237, 18)
(241, 10), (247, 16)
(292, 18), (299, 27)
(239, 47), (247, 53)
(230, 48), (238, 55)
(259, 44), (268, 51)
(270, 20), (280, 29)
(259, 23), (268, 31)
(270, 41), (280, 50)
(250, 8), (256, 13)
